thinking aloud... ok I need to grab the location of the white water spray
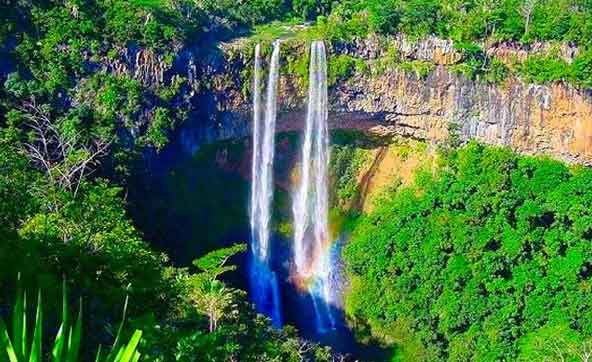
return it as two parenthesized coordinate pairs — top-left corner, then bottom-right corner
(292, 41), (335, 332)
(249, 42), (282, 327)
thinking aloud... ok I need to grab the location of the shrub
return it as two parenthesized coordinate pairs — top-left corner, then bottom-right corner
(330, 144), (369, 208)
(572, 49), (592, 89)
(145, 107), (175, 150)
(484, 58), (510, 84)
(292, 0), (334, 20)
(518, 54), (572, 84)
(399, 60), (434, 79)
(328, 54), (359, 85)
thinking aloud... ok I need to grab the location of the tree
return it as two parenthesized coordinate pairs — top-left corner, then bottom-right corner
(188, 244), (246, 332)
(292, 0), (334, 20)
(8, 98), (109, 199)
(520, 0), (539, 37)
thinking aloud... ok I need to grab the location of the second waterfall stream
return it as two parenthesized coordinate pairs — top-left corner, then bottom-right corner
(292, 40), (337, 333)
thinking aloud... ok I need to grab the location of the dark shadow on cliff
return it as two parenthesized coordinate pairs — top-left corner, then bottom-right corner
(127, 132), (301, 265)
(351, 146), (388, 211)
(128, 140), (251, 265)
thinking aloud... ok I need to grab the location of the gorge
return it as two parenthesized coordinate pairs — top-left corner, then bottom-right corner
(125, 33), (592, 359)
(3, 1), (592, 360)
(115, 31), (592, 360)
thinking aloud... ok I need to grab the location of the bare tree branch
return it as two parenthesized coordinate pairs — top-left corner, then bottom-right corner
(18, 98), (111, 197)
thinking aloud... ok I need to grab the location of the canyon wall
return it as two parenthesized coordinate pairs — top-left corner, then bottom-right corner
(102, 35), (592, 166)
(330, 66), (592, 165)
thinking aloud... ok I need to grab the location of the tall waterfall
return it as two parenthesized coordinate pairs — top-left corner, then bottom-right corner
(249, 42), (282, 327)
(292, 41), (335, 333)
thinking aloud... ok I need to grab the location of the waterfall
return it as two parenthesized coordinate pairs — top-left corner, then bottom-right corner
(249, 42), (282, 327)
(292, 41), (335, 333)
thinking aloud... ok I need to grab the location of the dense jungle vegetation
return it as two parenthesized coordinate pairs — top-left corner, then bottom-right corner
(1, 0), (592, 361)
(344, 143), (592, 362)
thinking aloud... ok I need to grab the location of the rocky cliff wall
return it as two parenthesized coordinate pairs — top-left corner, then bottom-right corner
(332, 67), (592, 165)
(184, 34), (592, 165)
(111, 34), (592, 166)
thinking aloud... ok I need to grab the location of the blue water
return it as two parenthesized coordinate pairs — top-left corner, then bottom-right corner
(248, 256), (282, 327)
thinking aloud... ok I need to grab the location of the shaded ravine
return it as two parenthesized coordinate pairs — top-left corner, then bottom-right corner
(127, 131), (394, 360)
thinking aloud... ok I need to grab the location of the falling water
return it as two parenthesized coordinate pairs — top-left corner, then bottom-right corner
(249, 42), (282, 327)
(292, 41), (335, 333)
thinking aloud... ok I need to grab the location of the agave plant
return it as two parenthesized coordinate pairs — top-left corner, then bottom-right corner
(0, 274), (143, 362)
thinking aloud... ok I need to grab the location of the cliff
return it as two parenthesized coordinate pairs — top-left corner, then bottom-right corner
(100, 34), (592, 166)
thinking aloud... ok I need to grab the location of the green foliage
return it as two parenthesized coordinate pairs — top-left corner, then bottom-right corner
(0, 136), (39, 234)
(371, 46), (400, 75)
(484, 58), (510, 84)
(517, 323), (592, 362)
(325, 0), (592, 46)
(79, 74), (143, 129)
(192, 243), (246, 280)
(572, 49), (592, 88)
(284, 45), (311, 90)
(399, 0), (443, 38)
(366, 0), (400, 34)
(188, 244), (246, 332)
(327, 54), (364, 85)
(248, 21), (298, 46)
(288, 0), (592, 89)
(0, 172), (177, 321)
(398, 60), (434, 79)
(450, 43), (509, 84)
(173, 317), (333, 362)
(0, 275), (142, 362)
(103, 0), (178, 48)
(145, 108), (174, 150)
(156, 76), (187, 102)
(450, 42), (486, 80)
(344, 142), (592, 361)
(518, 54), (572, 84)
(330, 144), (369, 208)
(292, 0), (333, 20)
(179, 243), (334, 360)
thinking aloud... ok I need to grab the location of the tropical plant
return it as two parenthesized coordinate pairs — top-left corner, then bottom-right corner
(187, 244), (246, 332)
(0, 275), (143, 362)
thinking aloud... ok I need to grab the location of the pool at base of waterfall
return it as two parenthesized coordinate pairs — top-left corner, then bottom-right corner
(241, 233), (391, 361)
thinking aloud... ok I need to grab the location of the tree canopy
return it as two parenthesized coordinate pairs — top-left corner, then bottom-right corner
(344, 143), (592, 361)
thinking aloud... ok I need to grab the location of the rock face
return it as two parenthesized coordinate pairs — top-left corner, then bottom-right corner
(147, 35), (592, 166)
(332, 67), (592, 165)
(328, 36), (592, 165)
